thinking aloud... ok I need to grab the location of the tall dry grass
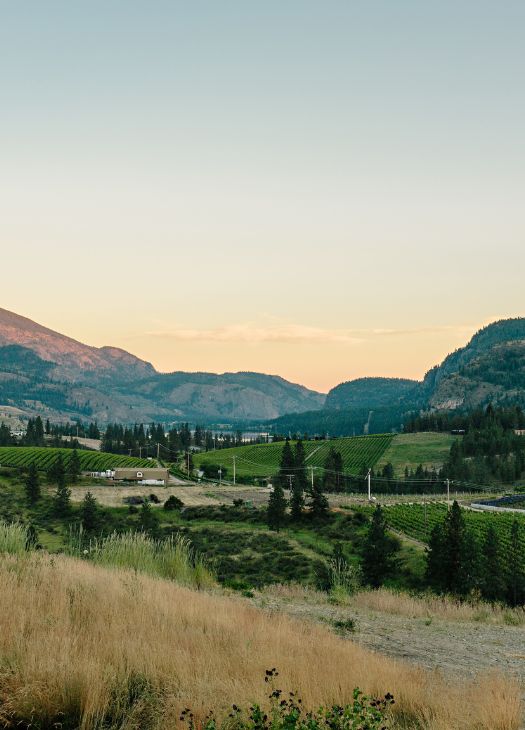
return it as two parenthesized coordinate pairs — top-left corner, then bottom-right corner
(263, 583), (525, 626)
(0, 553), (521, 730)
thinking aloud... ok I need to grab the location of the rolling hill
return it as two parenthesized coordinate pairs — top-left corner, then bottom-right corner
(194, 432), (455, 481)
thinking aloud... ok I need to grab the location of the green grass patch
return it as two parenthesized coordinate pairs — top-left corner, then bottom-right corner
(376, 432), (457, 476)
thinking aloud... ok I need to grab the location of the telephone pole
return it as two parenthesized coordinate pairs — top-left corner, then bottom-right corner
(367, 468), (371, 501)
(233, 456), (236, 485)
(310, 465), (314, 491)
(157, 442), (160, 460)
(446, 479), (450, 510)
(218, 466), (222, 486)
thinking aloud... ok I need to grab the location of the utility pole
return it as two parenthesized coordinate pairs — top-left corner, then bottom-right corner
(446, 479), (450, 510)
(139, 446), (142, 459)
(233, 455), (236, 485)
(367, 468), (371, 501)
(310, 465), (314, 491)
(157, 442), (160, 460)
(218, 466), (222, 486)
(187, 451), (190, 475)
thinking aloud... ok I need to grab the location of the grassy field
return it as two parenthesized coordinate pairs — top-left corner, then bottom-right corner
(194, 434), (394, 480)
(0, 551), (520, 729)
(376, 432), (457, 475)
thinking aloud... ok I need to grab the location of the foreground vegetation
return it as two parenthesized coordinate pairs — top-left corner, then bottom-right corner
(0, 550), (520, 729)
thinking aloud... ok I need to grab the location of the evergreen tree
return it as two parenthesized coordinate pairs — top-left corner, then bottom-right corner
(267, 482), (287, 531)
(442, 501), (466, 594)
(459, 529), (481, 595)
(67, 449), (81, 483)
(481, 526), (506, 602)
(276, 438), (295, 488)
(309, 478), (329, 520)
(25, 523), (39, 550)
(24, 462), (41, 505)
(290, 440), (306, 520)
(362, 505), (396, 588)
(506, 519), (525, 606)
(80, 491), (98, 533)
(322, 448), (344, 492)
(53, 456), (71, 515)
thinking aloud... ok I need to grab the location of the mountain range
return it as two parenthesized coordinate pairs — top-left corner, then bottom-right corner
(269, 318), (525, 435)
(0, 308), (323, 424)
(1, 307), (525, 428)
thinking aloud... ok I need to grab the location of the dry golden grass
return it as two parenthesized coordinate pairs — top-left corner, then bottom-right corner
(0, 553), (521, 729)
(263, 583), (525, 626)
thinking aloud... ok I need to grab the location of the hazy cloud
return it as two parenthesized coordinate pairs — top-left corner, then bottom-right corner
(138, 321), (477, 346)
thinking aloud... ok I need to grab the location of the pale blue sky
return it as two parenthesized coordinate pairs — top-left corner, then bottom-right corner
(1, 2), (524, 389)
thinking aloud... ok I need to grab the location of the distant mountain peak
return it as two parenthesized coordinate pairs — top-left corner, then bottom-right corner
(0, 307), (154, 377)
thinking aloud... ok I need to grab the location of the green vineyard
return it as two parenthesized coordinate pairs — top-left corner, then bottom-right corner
(0, 447), (152, 472)
(384, 502), (525, 550)
(193, 434), (394, 480)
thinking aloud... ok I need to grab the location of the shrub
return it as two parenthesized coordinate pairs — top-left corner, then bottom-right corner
(164, 495), (184, 511)
(180, 670), (393, 730)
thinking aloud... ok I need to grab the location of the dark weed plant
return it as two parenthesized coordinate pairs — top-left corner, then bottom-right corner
(180, 669), (394, 730)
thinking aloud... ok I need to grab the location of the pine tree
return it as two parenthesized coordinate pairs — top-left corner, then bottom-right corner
(506, 519), (525, 606)
(25, 523), (39, 550)
(290, 440), (306, 520)
(53, 456), (71, 515)
(24, 462), (41, 505)
(425, 523), (446, 589)
(276, 438), (295, 488)
(81, 491), (98, 533)
(442, 501), (466, 593)
(460, 529), (480, 595)
(67, 449), (81, 483)
(267, 482), (287, 531)
(309, 478), (329, 520)
(362, 505), (395, 588)
(322, 448), (344, 492)
(481, 526), (506, 602)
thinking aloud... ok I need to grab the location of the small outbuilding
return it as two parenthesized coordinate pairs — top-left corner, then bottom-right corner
(113, 468), (169, 485)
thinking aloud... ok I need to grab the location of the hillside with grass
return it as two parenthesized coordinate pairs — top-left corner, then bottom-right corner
(194, 432), (456, 482)
(193, 434), (394, 481)
(0, 535), (520, 729)
(376, 432), (457, 476)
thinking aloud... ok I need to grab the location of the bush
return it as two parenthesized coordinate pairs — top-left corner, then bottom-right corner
(180, 670), (393, 730)
(164, 495), (184, 511)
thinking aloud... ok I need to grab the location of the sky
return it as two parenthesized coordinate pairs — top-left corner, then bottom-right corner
(1, 1), (524, 392)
